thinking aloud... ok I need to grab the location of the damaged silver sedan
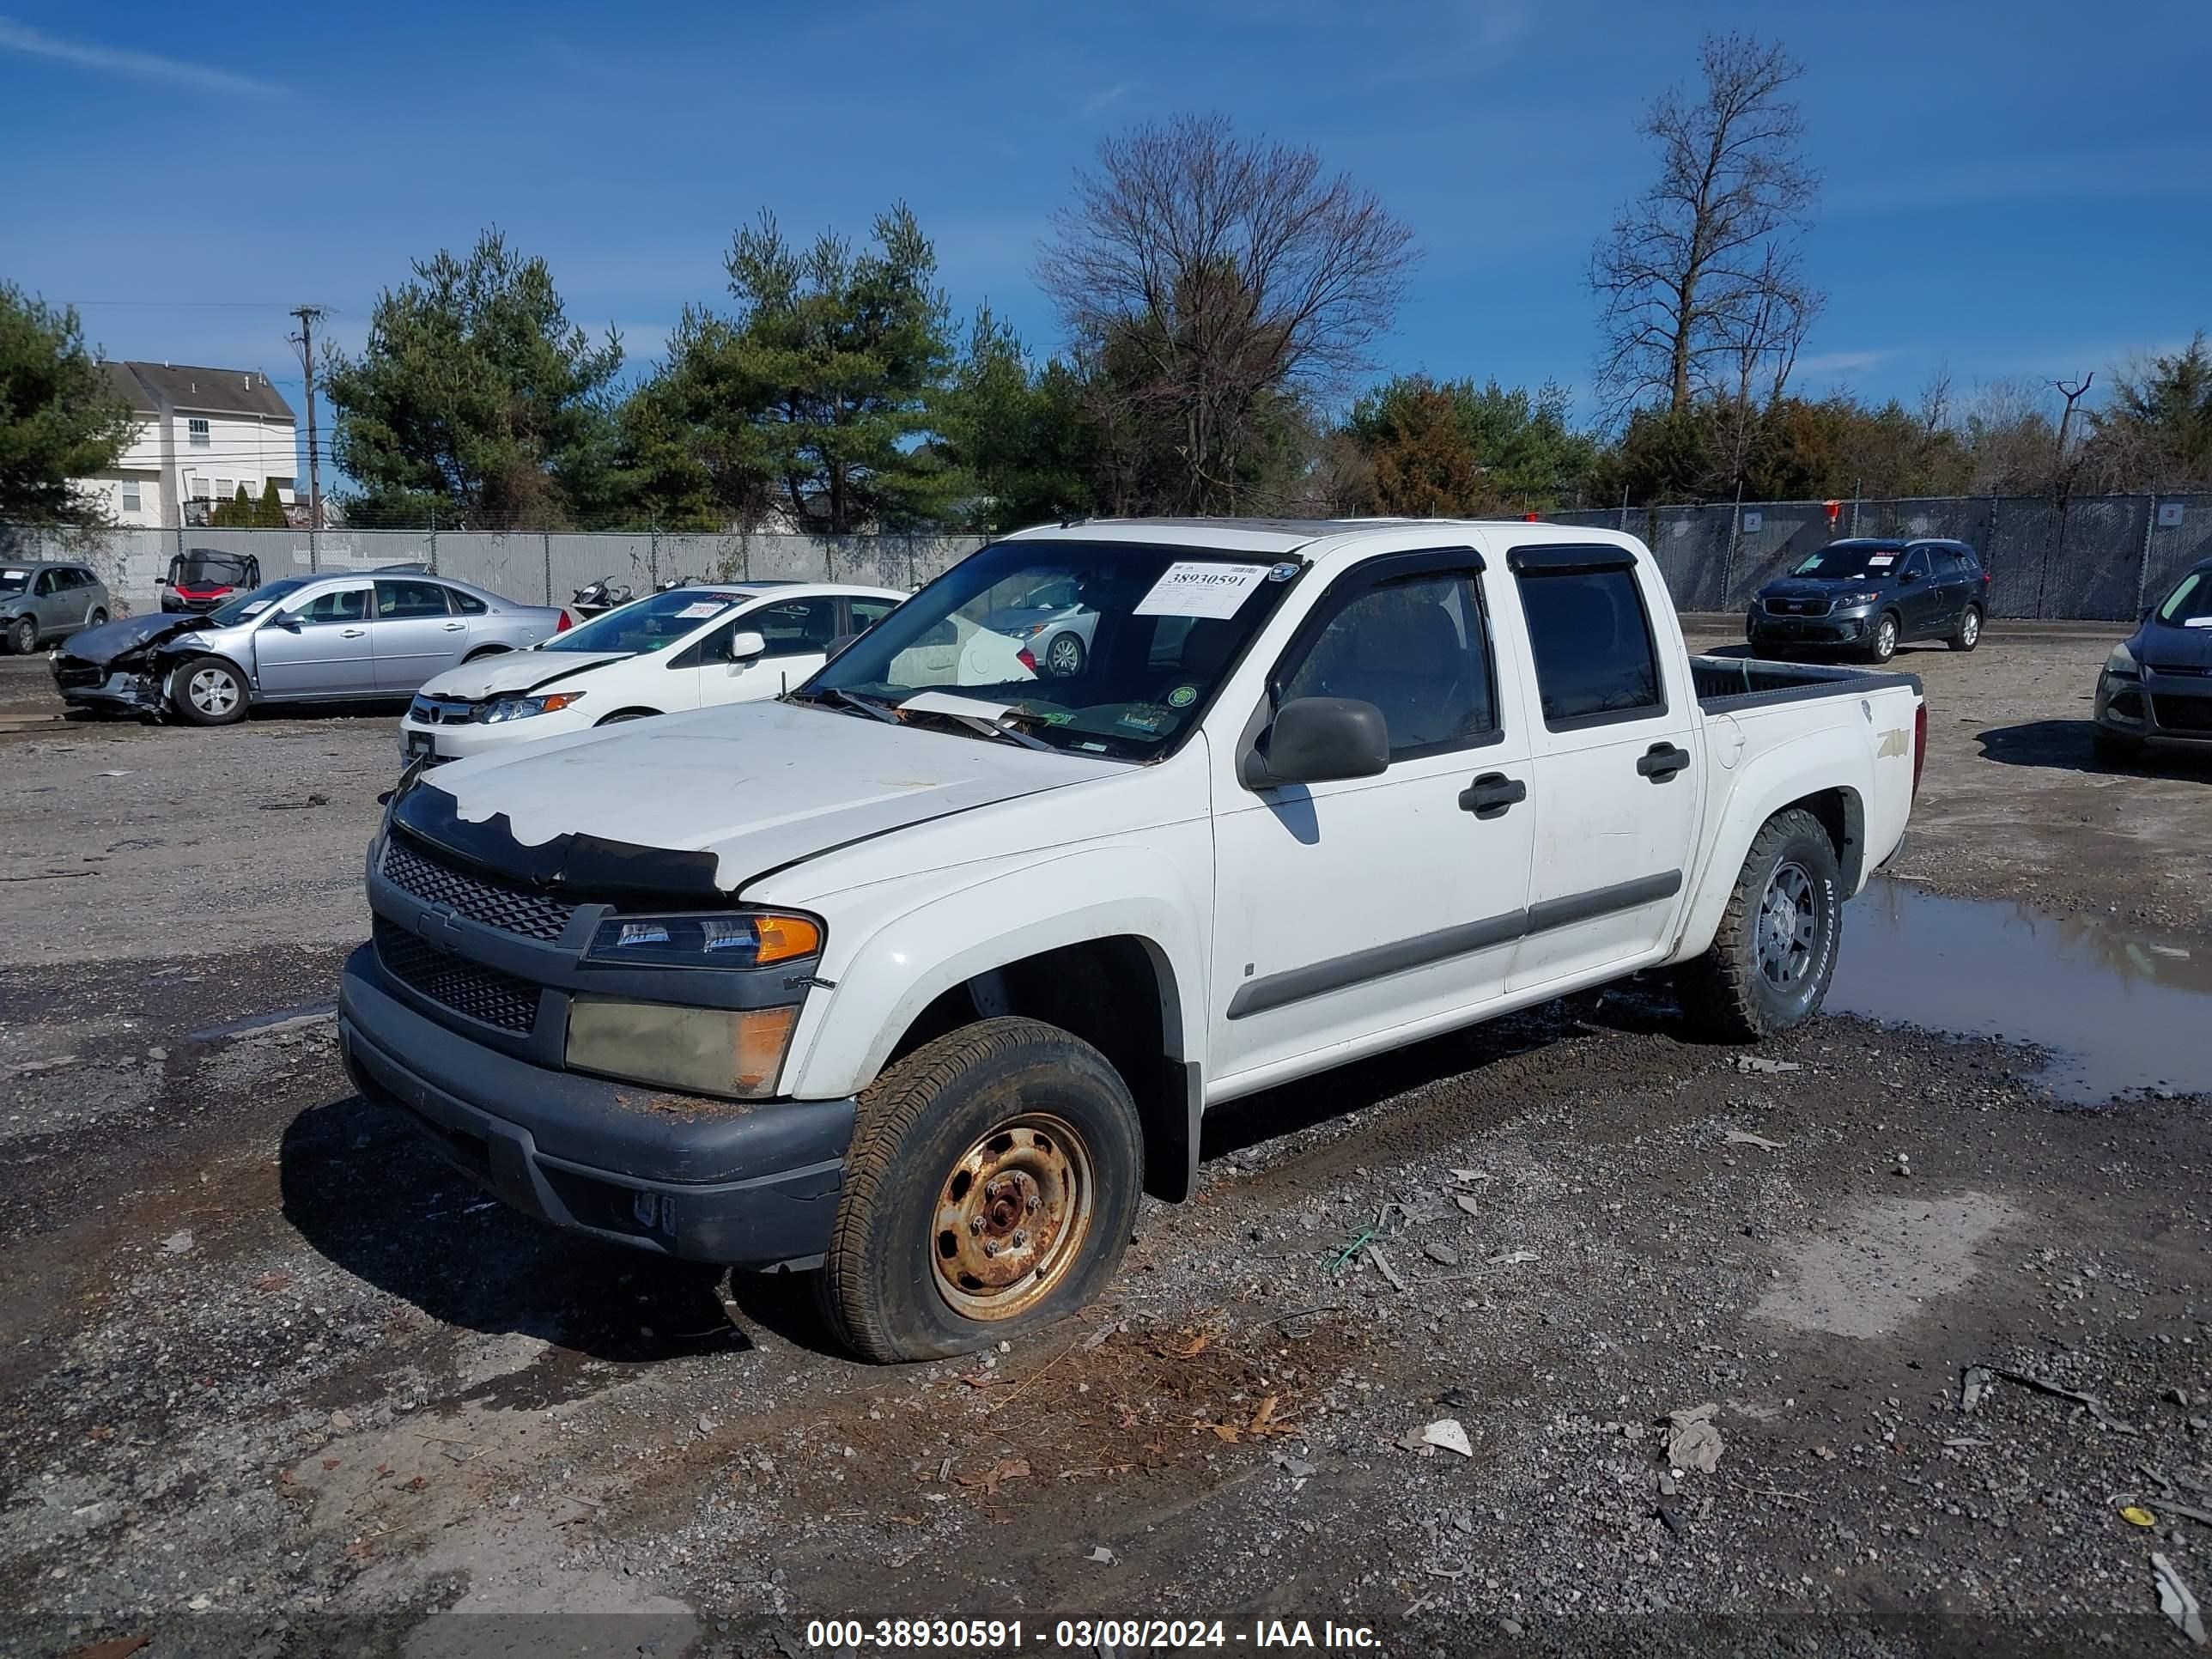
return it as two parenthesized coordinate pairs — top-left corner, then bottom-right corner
(51, 572), (568, 725)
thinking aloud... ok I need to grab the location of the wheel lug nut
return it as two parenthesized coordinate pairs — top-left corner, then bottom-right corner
(967, 1215), (983, 1234)
(1025, 1194), (1040, 1212)
(1012, 1230), (1027, 1248)
(983, 1240), (999, 1257)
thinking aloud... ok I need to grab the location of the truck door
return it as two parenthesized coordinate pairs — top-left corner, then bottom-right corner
(1502, 544), (1700, 994)
(1209, 550), (1534, 1085)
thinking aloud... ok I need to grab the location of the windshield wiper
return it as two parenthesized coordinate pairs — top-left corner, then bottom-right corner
(791, 687), (901, 725)
(894, 690), (1060, 752)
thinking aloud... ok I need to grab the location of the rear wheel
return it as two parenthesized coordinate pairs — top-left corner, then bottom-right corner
(1863, 612), (1899, 665)
(7, 617), (35, 655)
(1043, 631), (1086, 678)
(814, 1017), (1144, 1363)
(171, 655), (249, 726)
(1948, 605), (1982, 652)
(1675, 807), (1844, 1042)
(86, 607), (108, 629)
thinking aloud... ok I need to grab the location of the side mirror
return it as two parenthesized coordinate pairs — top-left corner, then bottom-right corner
(1241, 696), (1390, 789)
(272, 613), (302, 632)
(1898, 568), (1920, 584)
(726, 629), (765, 662)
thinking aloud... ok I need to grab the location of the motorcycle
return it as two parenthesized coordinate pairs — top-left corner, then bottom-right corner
(569, 575), (634, 618)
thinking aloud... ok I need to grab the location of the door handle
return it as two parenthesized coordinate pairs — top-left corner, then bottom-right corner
(442, 621), (465, 631)
(1638, 743), (1691, 781)
(1458, 772), (1527, 819)
(339, 627), (366, 638)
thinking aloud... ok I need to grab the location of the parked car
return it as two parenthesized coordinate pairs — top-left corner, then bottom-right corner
(50, 573), (568, 725)
(339, 517), (1926, 1361)
(2093, 556), (2212, 761)
(1747, 538), (1988, 663)
(160, 548), (262, 614)
(0, 561), (110, 654)
(979, 574), (1099, 677)
(398, 582), (906, 763)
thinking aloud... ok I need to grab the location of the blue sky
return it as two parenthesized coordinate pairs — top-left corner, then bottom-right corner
(6, 0), (2209, 446)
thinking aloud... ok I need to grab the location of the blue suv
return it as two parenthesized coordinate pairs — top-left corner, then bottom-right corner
(1747, 538), (1989, 664)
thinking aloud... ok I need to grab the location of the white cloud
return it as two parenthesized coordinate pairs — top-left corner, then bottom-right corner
(0, 16), (283, 97)
(1796, 350), (1889, 374)
(1080, 82), (1132, 118)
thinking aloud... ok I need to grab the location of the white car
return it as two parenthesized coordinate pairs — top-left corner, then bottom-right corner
(347, 518), (1925, 1360)
(397, 581), (905, 763)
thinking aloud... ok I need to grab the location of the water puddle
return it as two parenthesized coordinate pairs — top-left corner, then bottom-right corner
(1829, 878), (2212, 1104)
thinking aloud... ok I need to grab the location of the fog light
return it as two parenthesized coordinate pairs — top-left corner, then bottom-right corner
(565, 998), (800, 1097)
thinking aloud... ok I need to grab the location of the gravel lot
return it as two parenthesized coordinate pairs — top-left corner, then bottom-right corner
(0, 630), (2206, 1659)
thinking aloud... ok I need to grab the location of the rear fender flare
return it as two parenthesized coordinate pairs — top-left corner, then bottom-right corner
(1672, 748), (1871, 962)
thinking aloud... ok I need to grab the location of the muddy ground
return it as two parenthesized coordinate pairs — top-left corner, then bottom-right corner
(0, 631), (2207, 1659)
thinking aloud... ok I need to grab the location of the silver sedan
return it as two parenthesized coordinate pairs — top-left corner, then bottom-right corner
(51, 571), (570, 726)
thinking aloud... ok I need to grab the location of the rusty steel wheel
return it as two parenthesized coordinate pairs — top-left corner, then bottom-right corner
(931, 1113), (1096, 1320)
(815, 1017), (1145, 1363)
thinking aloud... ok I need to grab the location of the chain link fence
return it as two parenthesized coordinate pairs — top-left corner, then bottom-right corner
(6, 494), (2209, 622)
(0, 526), (988, 618)
(1551, 491), (2212, 620)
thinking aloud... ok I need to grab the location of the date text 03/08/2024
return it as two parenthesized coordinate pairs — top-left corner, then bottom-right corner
(804, 1619), (1382, 1650)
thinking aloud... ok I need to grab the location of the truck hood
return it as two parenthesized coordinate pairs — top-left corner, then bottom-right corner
(403, 698), (1123, 893)
(54, 612), (211, 667)
(420, 649), (629, 700)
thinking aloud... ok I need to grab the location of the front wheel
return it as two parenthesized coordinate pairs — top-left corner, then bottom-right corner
(1863, 612), (1899, 665)
(1948, 605), (1982, 652)
(1674, 807), (1844, 1042)
(171, 655), (249, 726)
(1043, 631), (1086, 678)
(86, 607), (108, 630)
(815, 1017), (1144, 1363)
(7, 617), (35, 655)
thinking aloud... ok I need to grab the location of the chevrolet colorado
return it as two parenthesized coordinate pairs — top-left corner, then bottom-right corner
(338, 518), (1926, 1360)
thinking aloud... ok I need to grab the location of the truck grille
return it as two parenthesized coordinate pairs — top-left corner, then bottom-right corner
(373, 917), (541, 1034)
(2152, 694), (2212, 733)
(380, 836), (576, 942)
(1765, 597), (1832, 617)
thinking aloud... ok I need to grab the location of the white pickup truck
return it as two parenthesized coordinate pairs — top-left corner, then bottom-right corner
(339, 518), (1925, 1360)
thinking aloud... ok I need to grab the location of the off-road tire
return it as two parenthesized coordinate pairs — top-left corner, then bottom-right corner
(1863, 611), (1900, 665)
(814, 1017), (1144, 1364)
(1948, 605), (1982, 652)
(1674, 807), (1844, 1042)
(171, 655), (249, 726)
(6, 617), (35, 655)
(2094, 727), (2143, 766)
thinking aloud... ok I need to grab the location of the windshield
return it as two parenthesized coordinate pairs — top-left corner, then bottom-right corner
(2157, 570), (2212, 627)
(177, 551), (254, 585)
(1792, 543), (1907, 580)
(208, 579), (309, 625)
(0, 568), (27, 595)
(803, 540), (1303, 759)
(542, 587), (746, 653)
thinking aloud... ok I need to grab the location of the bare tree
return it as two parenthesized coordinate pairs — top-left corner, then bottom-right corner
(1589, 33), (1822, 423)
(1038, 114), (1417, 514)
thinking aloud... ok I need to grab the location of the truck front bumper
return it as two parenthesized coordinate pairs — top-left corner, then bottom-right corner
(337, 943), (853, 1269)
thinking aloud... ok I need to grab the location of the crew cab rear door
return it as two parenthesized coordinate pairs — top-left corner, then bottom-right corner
(1208, 547), (1535, 1085)
(1498, 543), (1700, 994)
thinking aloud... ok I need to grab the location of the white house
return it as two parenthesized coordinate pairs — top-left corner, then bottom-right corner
(79, 362), (299, 529)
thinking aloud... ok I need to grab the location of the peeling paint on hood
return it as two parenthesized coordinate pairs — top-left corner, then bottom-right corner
(416, 698), (1122, 892)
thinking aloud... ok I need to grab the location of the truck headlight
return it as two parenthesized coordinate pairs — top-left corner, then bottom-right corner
(477, 690), (586, 724)
(566, 999), (800, 1097)
(583, 910), (822, 969)
(2105, 643), (2140, 679)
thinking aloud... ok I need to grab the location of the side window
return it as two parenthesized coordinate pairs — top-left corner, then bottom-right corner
(33, 569), (58, 596)
(375, 580), (452, 619)
(752, 598), (841, 658)
(288, 587), (368, 625)
(1514, 562), (1665, 727)
(848, 598), (898, 633)
(1278, 571), (1496, 761)
(448, 589), (487, 615)
(1902, 549), (1931, 580)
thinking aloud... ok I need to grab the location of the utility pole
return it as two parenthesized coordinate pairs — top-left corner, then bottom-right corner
(289, 304), (329, 568)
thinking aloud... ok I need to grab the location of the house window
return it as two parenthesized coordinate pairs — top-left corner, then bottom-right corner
(216, 478), (234, 501)
(121, 481), (143, 513)
(185, 476), (206, 500)
(188, 418), (210, 447)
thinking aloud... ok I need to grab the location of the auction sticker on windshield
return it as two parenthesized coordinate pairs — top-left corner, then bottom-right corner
(1133, 562), (1273, 619)
(676, 601), (728, 619)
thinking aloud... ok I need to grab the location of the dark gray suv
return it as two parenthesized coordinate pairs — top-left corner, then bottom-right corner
(1748, 538), (1990, 663)
(0, 560), (111, 654)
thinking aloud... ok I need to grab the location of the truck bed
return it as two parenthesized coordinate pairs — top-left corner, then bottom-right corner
(1691, 653), (1921, 714)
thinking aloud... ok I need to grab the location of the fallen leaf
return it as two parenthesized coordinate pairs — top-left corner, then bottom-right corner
(1249, 1395), (1279, 1433)
(956, 1456), (1032, 1497)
